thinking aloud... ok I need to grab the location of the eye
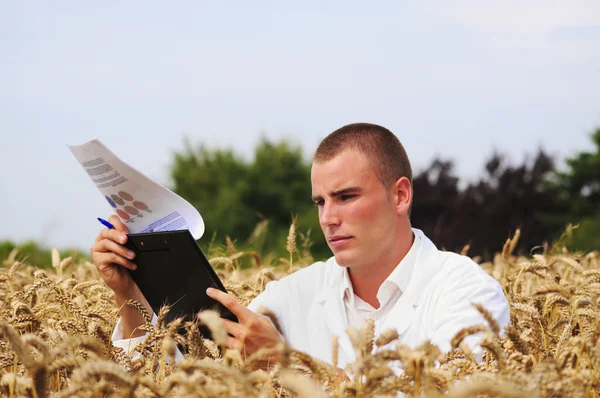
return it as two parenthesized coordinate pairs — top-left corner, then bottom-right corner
(340, 194), (356, 201)
(314, 199), (324, 207)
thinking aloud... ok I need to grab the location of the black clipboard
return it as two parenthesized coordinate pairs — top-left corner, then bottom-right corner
(124, 229), (238, 332)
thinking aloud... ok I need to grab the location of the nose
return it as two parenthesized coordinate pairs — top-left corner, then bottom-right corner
(319, 201), (341, 229)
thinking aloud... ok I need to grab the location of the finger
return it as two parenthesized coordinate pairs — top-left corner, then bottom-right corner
(91, 241), (137, 270)
(95, 228), (106, 244)
(92, 243), (137, 269)
(96, 227), (129, 245)
(223, 319), (245, 339)
(96, 227), (122, 244)
(206, 288), (253, 322)
(95, 250), (137, 271)
(93, 238), (135, 259)
(108, 215), (129, 233)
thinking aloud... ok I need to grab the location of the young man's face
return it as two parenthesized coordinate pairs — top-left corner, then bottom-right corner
(311, 149), (402, 269)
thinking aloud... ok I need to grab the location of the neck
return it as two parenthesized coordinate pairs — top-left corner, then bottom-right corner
(348, 228), (414, 309)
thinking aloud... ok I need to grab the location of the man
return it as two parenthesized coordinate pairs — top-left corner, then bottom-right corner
(91, 123), (510, 374)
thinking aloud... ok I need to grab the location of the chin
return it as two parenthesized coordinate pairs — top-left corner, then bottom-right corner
(333, 251), (358, 268)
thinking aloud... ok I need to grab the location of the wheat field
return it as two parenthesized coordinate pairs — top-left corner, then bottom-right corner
(1, 229), (599, 398)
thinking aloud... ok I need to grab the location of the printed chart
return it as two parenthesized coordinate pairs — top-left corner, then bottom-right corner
(104, 191), (152, 222)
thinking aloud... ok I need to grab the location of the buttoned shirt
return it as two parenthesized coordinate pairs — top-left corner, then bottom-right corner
(341, 232), (420, 331)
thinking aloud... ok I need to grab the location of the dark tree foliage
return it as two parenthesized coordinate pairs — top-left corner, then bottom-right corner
(411, 150), (568, 258)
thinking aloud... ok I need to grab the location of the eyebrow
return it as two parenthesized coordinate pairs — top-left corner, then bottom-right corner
(312, 187), (363, 202)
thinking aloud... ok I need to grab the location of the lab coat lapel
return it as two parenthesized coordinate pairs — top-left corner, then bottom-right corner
(316, 288), (357, 364)
(380, 230), (439, 337)
(380, 294), (415, 337)
(323, 293), (357, 363)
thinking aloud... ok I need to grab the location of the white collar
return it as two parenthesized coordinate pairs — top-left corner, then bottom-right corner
(339, 230), (422, 302)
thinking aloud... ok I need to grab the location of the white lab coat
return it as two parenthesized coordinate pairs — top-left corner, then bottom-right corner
(112, 229), (510, 370)
(246, 228), (510, 368)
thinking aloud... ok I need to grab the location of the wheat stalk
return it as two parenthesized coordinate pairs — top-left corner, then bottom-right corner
(286, 216), (297, 272)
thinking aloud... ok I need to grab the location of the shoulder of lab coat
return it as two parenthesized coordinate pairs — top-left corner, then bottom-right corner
(427, 251), (510, 354)
(407, 229), (510, 355)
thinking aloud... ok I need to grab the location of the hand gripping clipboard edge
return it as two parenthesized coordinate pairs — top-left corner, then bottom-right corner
(124, 229), (238, 341)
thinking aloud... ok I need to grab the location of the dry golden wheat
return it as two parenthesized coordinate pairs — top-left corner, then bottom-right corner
(0, 231), (599, 397)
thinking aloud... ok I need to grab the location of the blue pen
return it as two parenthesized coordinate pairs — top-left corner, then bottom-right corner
(97, 217), (115, 229)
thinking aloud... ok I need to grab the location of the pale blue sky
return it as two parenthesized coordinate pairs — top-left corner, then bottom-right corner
(1, 1), (599, 251)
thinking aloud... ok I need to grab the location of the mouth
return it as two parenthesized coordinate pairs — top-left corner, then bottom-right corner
(328, 235), (353, 247)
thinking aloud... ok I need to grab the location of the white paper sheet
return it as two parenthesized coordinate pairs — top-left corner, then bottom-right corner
(68, 139), (205, 239)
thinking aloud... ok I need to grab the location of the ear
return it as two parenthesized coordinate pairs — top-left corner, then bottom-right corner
(392, 177), (412, 216)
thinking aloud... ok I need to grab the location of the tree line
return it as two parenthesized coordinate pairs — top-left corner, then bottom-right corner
(3, 129), (597, 266)
(170, 129), (600, 261)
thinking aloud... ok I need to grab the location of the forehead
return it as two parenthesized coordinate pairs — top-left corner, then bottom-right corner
(311, 149), (377, 192)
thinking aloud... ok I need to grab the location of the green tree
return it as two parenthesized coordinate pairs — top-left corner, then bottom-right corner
(170, 137), (329, 259)
(171, 140), (254, 241)
(550, 128), (600, 251)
